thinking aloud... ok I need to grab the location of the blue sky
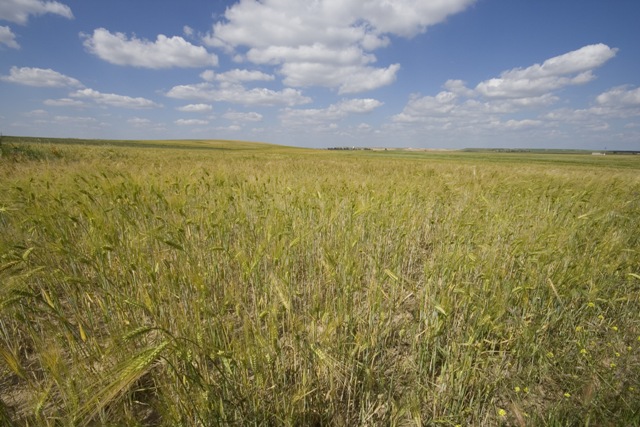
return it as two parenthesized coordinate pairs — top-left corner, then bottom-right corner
(1, 0), (640, 149)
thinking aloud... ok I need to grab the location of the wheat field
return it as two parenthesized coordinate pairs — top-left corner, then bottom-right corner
(1, 137), (639, 426)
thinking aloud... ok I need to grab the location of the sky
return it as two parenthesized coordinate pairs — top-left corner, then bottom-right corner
(1, 0), (640, 150)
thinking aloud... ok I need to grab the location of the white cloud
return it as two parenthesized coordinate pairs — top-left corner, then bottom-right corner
(207, 0), (475, 48)
(1, 66), (82, 87)
(543, 107), (613, 126)
(0, 0), (73, 24)
(82, 28), (218, 69)
(70, 88), (161, 109)
(127, 117), (166, 131)
(222, 111), (263, 122)
(475, 44), (617, 99)
(394, 44), (619, 127)
(540, 86), (640, 128)
(358, 0), (477, 37)
(497, 94), (559, 109)
(357, 123), (372, 131)
(166, 82), (311, 107)
(52, 115), (101, 126)
(176, 103), (212, 113)
(205, 0), (475, 93)
(215, 124), (242, 132)
(281, 98), (383, 126)
(596, 86), (640, 107)
(391, 92), (564, 134)
(43, 97), (85, 107)
(335, 98), (384, 114)
(175, 119), (209, 126)
(281, 62), (400, 94)
(23, 109), (48, 117)
(199, 70), (214, 82)
(200, 68), (275, 83)
(0, 26), (19, 49)
(543, 108), (587, 122)
(128, 117), (152, 126)
(393, 91), (458, 123)
(246, 44), (376, 66)
(498, 119), (543, 130)
(443, 79), (475, 97)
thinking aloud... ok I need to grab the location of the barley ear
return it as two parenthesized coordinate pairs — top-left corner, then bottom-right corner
(74, 340), (169, 426)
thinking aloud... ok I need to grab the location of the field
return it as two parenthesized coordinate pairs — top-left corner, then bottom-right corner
(1, 137), (639, 426)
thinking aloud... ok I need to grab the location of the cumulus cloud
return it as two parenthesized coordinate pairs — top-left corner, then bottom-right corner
(281, 98), (383, 126)
(200, 68), (274, 83)
(394, 44), (618, 126)
(336, 98), (384, 114)
(176, 103), (213, 113)
(53, 115), (101, 126)
(282, 62), (400, 94)
(246, 44), (376, 66)
(214, 124), (242, 132)
(475, 44), (617, 99)
(43, 97), (85, 107)
(23, 109), (48, 117)
(393, 91), (458, 123)
(205, 0), (475, 93)
(541, 107), (614, 136)
(166, 82), (311, 107)
(127, 117), (166, 131)
(443, 79), (475, 97)
(223, 111), (263, 122)
(183, 25), (194, 37)
(0, 0), (73, 24)
(128, 117), (152, 126)
(175, 119), (209, 126)
(1, 66), (82, 87)
(17, 114), (108, 131)
(596, 86), (640, 107)
(0, 26), (20, 49)
(82, 28), (218, 69)
(498, 119), (543, 130)
(207, 0), (475, 48)
(70, 88), (161, 109)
